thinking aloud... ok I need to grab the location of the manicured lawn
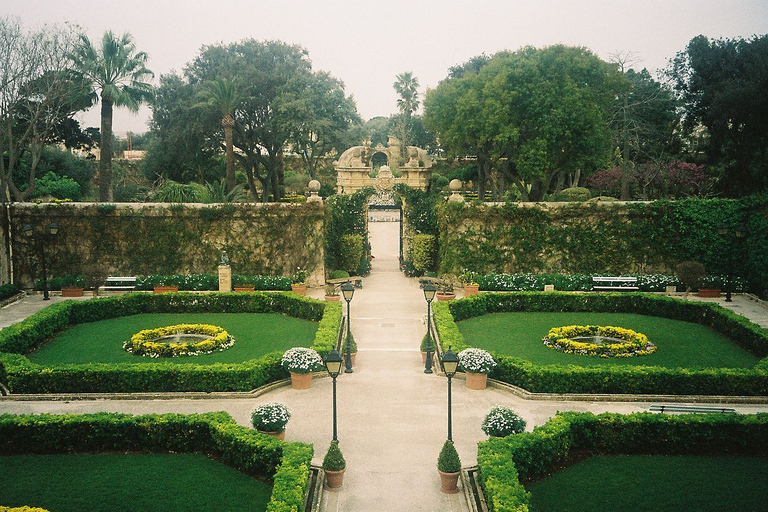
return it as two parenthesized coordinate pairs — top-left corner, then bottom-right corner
(458, 312), (760, 369)
(0, 453), (272, 511)
(27, 313), (318, 364)
(526, 455), (768, 512)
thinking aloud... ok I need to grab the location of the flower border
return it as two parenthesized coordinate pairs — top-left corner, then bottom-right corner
(543, 325), (656, 358)
(123, 323), (234, 357)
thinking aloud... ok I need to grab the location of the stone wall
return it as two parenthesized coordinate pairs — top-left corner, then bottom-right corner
(8, 202), (326, 288)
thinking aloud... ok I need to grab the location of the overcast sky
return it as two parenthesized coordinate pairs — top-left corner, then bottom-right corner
(5, 0), (767, 136)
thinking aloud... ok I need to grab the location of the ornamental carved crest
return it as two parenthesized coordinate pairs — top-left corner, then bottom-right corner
(375, 166), (395, 192)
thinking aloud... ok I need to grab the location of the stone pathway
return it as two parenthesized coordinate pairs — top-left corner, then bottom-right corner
(1, 222), (768, 511)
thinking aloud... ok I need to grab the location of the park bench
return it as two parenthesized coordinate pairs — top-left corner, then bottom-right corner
(591, 276), (639, 291)
(649, 404), (736, 414)
(326, 276), (363, 289)
(100, 276), (137, 292)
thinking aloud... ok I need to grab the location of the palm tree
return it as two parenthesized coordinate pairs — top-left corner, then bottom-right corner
(394, 71), (420, 118)
(198, 79), (244, 194)
(71, 31), (153, 202)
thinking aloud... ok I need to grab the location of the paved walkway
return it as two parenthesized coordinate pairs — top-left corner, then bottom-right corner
(2, 222), (768, 511)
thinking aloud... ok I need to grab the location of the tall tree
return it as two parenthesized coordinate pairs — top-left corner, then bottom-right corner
(392, 71), (420, 150)
(71, 30), (153, 202)
(669, 34), (768, 196)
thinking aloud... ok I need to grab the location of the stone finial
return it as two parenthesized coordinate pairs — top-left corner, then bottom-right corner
(307, 179), (323, 202)
(447, 179), (465, 203)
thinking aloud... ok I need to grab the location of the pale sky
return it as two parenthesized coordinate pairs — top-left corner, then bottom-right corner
(5, 0), (767, 136)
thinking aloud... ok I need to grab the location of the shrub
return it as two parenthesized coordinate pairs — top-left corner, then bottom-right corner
(551, 186), (590, 202)
(322, 440), (346, 471)
(251, 403), (291, 433)
(0, 284), (20, 302)
(482, 406), (527, 437)
(338, 234), (364, 275)
(330, 270), (350, 279)
(412, 234), (436, 272)
(437, 440), (461, 473)
(676, 260), (706, 292)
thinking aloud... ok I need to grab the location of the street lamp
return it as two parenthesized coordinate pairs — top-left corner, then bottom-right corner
(717, 224), (746, 302)
(341, 282), (355, 373)
(423, 283), (437, 374)
(22, 222), (59, 300)
(441, 347), (459, 441)
(324, 349), (343, 442)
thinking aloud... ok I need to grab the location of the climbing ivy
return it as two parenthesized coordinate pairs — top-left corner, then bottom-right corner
(324, 188), (373, 276)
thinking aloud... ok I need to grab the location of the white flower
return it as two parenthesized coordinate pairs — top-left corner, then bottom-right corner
(281, 347), (323, 374)
(458, 348), (496, 374)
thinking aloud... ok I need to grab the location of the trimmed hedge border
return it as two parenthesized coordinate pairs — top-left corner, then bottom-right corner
(477, 411), (768, 512)
(433, 292), (768, 396)
(0, 293), (342, 394)
(0, 412), (313, 512)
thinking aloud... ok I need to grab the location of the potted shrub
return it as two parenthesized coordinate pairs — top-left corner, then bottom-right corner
(322, 440), (346, 490)
(458, 348), (496, 389)
(461, 269), (479, 296)
(60, 275), (85, 297)
(291, 267), (309, 295)
(420, 333), (434, 363)
(324, 284), (340, 302)
(481, 406), (526, 437)
(676, 260), (711, 297)
(250, 402), (290, 440)
(340, 334), (358, 366)
(436, 280), (455, 301)
(437, 440), (461, 494)
(281, 347), (323, 389)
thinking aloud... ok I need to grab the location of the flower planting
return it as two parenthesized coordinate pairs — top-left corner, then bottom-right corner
(481, 406), (527, 437)
(281, 347), (323, 374)
(458, 348), (497, 374)
(543, 325), (656, 358)
(123, 324), (234, 357)
(251, 402), (291, 433)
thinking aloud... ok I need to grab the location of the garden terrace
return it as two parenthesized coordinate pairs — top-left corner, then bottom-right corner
(433, 292), (768, 396)
(0, 292), (341, 394)
(0, 412), (312, 512)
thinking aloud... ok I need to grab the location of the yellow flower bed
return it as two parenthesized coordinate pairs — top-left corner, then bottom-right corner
(543, 325), (656, 358)
(123, 324), (234, 357)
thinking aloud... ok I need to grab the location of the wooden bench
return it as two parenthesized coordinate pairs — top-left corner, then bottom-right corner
(326, 276), (363, 289)
(649, 404), (736, 414)
(101, 276), (137, 292)
(591, 276), (639, 291)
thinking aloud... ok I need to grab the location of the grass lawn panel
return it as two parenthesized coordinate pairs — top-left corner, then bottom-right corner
(458, 312), (760, 369)
(526, 455), (768, 512)
(26, 313), (318, 365)
(0, 453), (272, 511)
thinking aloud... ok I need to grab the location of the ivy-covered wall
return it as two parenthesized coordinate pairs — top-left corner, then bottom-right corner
(437, 195), (768, 294)
(9, 202), (326, 287)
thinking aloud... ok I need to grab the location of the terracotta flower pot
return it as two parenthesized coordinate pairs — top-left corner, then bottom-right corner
(464, 284), (479, 296)
(61, 287), (84, 297)
(289, 371), (312, 389)
(438, 470), (460, 494)
(257, 429), (286, 441)
(325, 468), (345, 490)
(154, 286), (179, 294)
(465, 371), (488, 390)
(291, 284), (307, 296)
(325, 295), (340, 302)
(698, 289), (722, 298)
(436, 292), (456, 301)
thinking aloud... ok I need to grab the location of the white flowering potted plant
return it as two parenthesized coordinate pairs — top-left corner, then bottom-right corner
(251, 402), (291, 440)
(458, 348), (496, 389)
(291, 267), (310, 295)
(281, 347), (323, 388)
(481, 406), (526, 437)
(460, 269), (479, 296)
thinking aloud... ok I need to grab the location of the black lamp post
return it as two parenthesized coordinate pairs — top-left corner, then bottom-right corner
(341, 282), (355, 373)
(717, 224), (746, 302)
(22, 222), (59, 300)
(441, 347), (459, 441)
(324, 349), (343, 442)
(423, 283), (437, 374)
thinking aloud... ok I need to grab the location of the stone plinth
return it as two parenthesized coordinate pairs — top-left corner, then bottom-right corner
(218, 265), (232, 292)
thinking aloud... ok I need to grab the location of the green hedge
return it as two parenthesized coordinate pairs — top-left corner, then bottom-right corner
(412, 234), (437, 272)
(0, 412), (312, 512)
(0, 284), (20, 302)
(477, 273), (747, 293)
(0, 293), (340, 394)
(432, 293), (768, 396)
(477, 412), (768, 512)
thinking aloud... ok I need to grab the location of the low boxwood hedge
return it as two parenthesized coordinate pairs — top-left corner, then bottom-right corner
(0, 293), (341, 394)
(433, 292), (768, 396)
(0, 412), (313, 512)
(477, 411), (768, 512)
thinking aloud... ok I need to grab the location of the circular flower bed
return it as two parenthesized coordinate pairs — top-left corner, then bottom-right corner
(123, 323), (234, 357)
(543, 325), (656, 358)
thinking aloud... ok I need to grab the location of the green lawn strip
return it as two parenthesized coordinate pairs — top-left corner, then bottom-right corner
(26, 313), (318, 365)
(0, 453), (272, 512)
(526, 455), (768, 512)
(458, 312), (760, 369)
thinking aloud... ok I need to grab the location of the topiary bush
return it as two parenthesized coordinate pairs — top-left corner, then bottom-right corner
(437, 439), (461, 473)
(338, 234), (364, 275)
(551, 187), (591, 202)
(322, 440), (346, 471)
(412, 234), (436, 272)
(676, 260), (706, 292)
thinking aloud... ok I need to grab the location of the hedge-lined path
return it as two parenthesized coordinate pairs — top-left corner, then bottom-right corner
(2, 222), (768, 511)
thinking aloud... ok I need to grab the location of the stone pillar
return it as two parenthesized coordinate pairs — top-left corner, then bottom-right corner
(218, 265), (232, 292)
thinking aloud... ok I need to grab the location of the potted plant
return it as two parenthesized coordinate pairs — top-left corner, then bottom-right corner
(60, 275), (85, 297)
(324, 284), (340, 302)
(437, 439), (461, 494)
(322, 440), (346, 490)
(436, 280), (455, 301)
(676, 260), (711, 298)
(340, 334), (358, 366)
(460, 269), (479, 296)
(458, 348), (497, 389)
(291, 267), (309, 295)
(481, 406), (526, 437)
(281, 347), (323, 388)
(420, 333), (434, 363)
(250, 402), (290, 440)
